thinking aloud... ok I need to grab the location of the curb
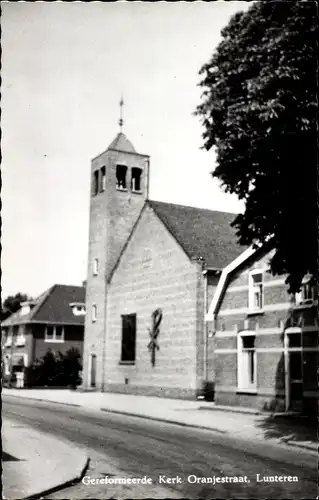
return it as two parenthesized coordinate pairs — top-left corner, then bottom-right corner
(284, 440), (318, 453)
(4, 393), (317, 453)
(199, 405), (262, 416)
(3, 393), (81, 408)
(100, 407), (227, 434)
(22, 457), (90, 500)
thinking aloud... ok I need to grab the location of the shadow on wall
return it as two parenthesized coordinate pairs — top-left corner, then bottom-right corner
(257, 310), (317, 444)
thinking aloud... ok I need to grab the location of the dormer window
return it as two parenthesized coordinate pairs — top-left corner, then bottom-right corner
(93, 170), (99, 196)
(20, 300), (36, 316)
(116, 165), (127, 190)
(131, 167), (142, 192)
(70, 302), (86, 316)
(100, 166), (106, 192)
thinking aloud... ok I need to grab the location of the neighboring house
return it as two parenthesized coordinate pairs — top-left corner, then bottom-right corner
(206, 245), (318, 414)
(83, 129), (244, 398)
(1, 284), (86, 377)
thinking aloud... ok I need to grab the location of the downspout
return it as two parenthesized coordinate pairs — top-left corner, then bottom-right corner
(203, 269), (208, 381)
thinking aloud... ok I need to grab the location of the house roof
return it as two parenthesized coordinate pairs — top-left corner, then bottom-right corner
(107, 132), (136, 153)
(148, 200), (245, 269)
(1, 284), (86, 327)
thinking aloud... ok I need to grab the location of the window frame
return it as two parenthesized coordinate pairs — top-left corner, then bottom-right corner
(93, 258), (99, 276)
(100, 166), (106, 192)
(237, 331), (257, 392)
(92, 170), (99, 196)
(92, 304), (97, 323)
(44, 325), (65, 343)
(116, 164), (128, 191)
(248, 269), (264, 312)
(294, 282), (315, 307)
(15, 327), (26, 346)
(120, 313), (137, 364)
(131, 167), (142, 193)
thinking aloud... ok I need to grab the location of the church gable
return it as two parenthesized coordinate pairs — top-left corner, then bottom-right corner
(106, 204), (199, 394)
(109, 203), (193, 286)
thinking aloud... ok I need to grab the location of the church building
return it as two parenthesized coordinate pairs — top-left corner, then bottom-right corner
(82, 122), (243, 398)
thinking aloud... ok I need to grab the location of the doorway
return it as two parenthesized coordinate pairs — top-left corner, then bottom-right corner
(288, 333), (303, 411)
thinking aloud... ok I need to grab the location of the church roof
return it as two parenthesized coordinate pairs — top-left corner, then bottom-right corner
(107, 132), (136, 153)
(148, 200), (245, 269)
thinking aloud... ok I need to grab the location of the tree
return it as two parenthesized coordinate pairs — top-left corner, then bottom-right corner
(195, 1), (318, 292)
(1, 293), (32, 320)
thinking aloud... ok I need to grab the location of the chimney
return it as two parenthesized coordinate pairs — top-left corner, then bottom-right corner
(82, 280), (87, 287)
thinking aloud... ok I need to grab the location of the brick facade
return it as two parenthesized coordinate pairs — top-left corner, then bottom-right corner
(103, 205), (201, 398)
(210, 249), (318, 414)
(83, 141), (150, 390)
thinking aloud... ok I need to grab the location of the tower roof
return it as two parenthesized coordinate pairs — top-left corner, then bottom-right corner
(107, 132), (136, 153)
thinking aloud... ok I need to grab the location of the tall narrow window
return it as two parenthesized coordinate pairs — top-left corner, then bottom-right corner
(121, 314), (136, 362)
(249, 271), (264, 311)
(93, 170), (99, 196)
(100, 166), (106, 192)
(92, 305), (97, 323)
(238, 334), (256, 390)
(131, 167), (142, 192)
(294, 277), (315, 306)
(116, 165), (127, 190)
(93, 258), (99, 276)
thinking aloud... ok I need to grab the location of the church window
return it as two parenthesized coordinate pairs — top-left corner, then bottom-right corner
(131, 167), (142, 192)
(93, 170), (99, 196)
(116, 165), (127, 190)
(100, 166), (106, 192)
(121, 314), (136, 363)
(92, 305), (97, 322)
(93, 258), (99, 276)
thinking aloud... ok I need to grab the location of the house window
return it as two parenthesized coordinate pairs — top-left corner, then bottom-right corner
(131, 167), (142, 192)
(294, 281), (315, 306)
(45, 326), (65, 343)
(92, 305), (97, 323)
(15, 327), (26, 346)
(238, 333), (256, 391)
(100, 166), (106, 192)
(249, 270), (264, 311)
(4, 355), (10, 375)
(93, 258), (99, 276)
(93, 170), (99, 196)
(116, 165), (127, 190)
(4, 333), (12, 347)
(121, 314), (136, 363)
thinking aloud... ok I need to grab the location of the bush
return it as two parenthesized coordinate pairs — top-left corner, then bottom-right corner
(26, 348), (82, 388)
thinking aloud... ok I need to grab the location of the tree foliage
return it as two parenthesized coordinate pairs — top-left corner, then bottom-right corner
(1, 293), (32, 320)
(195, 1), (318, 292)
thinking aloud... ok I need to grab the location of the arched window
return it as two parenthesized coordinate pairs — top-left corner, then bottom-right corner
(116, 165), (127, 190)
(131, 167), (142, 192)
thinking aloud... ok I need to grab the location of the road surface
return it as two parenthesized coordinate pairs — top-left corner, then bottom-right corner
(3, 395), (317, 499)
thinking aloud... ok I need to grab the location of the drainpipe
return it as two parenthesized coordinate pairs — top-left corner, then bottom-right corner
(202, 269), (208, 382)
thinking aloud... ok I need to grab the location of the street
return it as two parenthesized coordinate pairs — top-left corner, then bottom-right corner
(3, 395), (317, 499)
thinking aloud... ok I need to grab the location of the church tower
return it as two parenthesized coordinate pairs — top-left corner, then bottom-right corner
(83, 102), (150, 390)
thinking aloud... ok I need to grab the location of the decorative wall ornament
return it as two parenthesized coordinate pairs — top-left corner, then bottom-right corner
(147, 308), (163, 367)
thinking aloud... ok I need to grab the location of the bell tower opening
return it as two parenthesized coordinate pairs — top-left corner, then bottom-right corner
(116, 164), (128, 190)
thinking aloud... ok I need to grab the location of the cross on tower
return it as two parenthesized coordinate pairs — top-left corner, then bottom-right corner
(119, 95), (124, 132)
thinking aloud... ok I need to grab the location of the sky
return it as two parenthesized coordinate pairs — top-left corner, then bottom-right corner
(2, 1), (250, 300)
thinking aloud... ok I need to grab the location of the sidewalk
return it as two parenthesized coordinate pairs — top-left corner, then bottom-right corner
(3, 388), (317, 454)
(2, 418), (89, 499)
